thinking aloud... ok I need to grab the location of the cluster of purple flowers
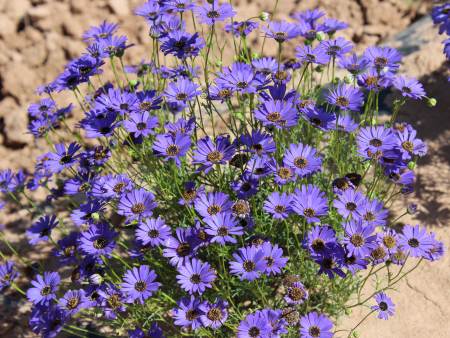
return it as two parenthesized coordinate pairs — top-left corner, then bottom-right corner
(0, 1), (445, 338)
(432, 2), (450, 73)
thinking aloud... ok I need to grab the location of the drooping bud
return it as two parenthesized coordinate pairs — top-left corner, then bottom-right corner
(426, 97), (437, 107)
(259, 12), (270, 21)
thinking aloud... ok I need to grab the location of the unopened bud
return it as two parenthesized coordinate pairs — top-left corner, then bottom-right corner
(215, 60), (223, 67)
(91, 212), (100, 221)
(407, 161), (416, 170)
(89, 274), (103, 285)
(407, 203), (418, 215)
(344, 75), (353, 84)
(260, 12), (270, 21)
(129, 79), (138, 87)
(315, 31), (326, 41)
(426, 97), (437, 107)
(252, 52), (260, 59)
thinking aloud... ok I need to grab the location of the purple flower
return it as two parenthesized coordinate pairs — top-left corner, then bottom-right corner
(229, 245), (266, 281)
(240, 131), (276, 156)
(357, 126), (398, 160)
(59, 289), (89, 316)
(357, 68), (394, 92)
(338, 53), (369, 75)
(27, 272), (60, 305)
(95, 174), (132, 199)
(195, 1), (236, 25)
(160, 30), (205, 59)
(263, 20), (301, 43)
(123, 111), (158, 137)
(199, 299), (228, 329)
(176, 258), (216, 294)
(342, 220), (377, 258)
(204, 213), (243, 245)
(263, 192), (293, 220)
(424, 232), (445, 262)
(320, 37), (353, 58)
(97, 283), (126, 319)
(254, 99), (298, 129)
(320, 18), (349, 35)
(215, 62), (260, 95)
(269, 162), (296, 185)
(26, 215), (58, 245)
(163, 0), (195, 13)
(398, 224), (434, 258)
(335, 115), (358, 133)
(193, 135), (235, 173)
(252, 57), (279, 75)
(302, 106), (336, 131)
(194, 191), (233, 219)
(225, 20), (258, 37)
(393, 76), (425, 99)
(44, 143), (81, 174)
(29, 305), (67, 338)
(296, 45), (330, 65)
(0, 261), (18, 291)
(326, 83), (364, 111)
(153, 133), (191, 166)
(231, 173), (260, 199)
(163, 227), (199, 267)
(371, 292), (395, 320)
(53, 232), (79, 265)
(333, 189), (366, 220)
(173, 296), (203, 330)
(165, 78), (201, 105)
(83, 21), (118, 42)
(284, 143), (322, 177)
(395, 127), (427, 160)
(121, 265), (160, 304)
(292, 185), (328, 223)
(237, 311), (272, 338)
(299, 311), (333, 338)
(261, 241), (288, 275)
(136, 217), (171, 247)
(364, 46), (402, 74)
(117, 188), (157, 221)
(285, 281), (308, 305)
(360, 198), (388, 227)
(79, 223), (117, 257)
(303, 225), (337, 257)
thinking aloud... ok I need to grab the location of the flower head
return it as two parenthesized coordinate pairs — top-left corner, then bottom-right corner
(371, 292), (395, 320)
(176, 258), (216, 294)
(121, 265), (160, 304)
(27, 272), (60, 305)
(299, 312), (333, 338)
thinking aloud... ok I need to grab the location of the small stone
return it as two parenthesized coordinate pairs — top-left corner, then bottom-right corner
(108, 0), (130, 16)
(0, 15), (16, 38)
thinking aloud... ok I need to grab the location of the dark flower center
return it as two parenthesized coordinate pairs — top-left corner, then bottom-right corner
(369, 138), (382, 147)
(134, 281), (147, 292)
(186, 309), (199, 321)
(283, 307), (300, 325)
(274, 31), (287, 41)
(176, 93), (188, 101)
(402, 141), (414, 153)
(64, 245), (76, 257)
(249, 327), (260, 337)
(79, 182), (91, 192)
(207, 204), (221, 215)
(243, 260), (256, 272)
(207, 10), (220, 18)
(383, 235), (396, 249)
(140, 102), (151, 110)
(278, 167), (292, 179)
(207, 150), (224, 163)
(371, 246), (387, 260)
(2, 273), (10, 281)
(252, 143), (263, 153)
(408, 238), (419, 248)
(322, 257), (334, 269)
(59, 155), (73, 165)
(345, 202), (357, 211)
(310, 117), (322, 126)
(275, 70), (288, 81)
(119, 103), (129, 110)
(265, 256), (274, 267)
(364, 212), (375, 221)
(402, 86), (412, 94)
(219, 89), (231, 98)
(67, 296), (80, 309)
(350, 234), (365, 247)
(312, 238), (325, 252)
(288, 286), (305, 301)
(190, 273), (202, 284)
(335, 96), (349, 107)
(306, 53), (316, 61)
(294, 156), (308, 168)
(374, 57), (388, 68)
(176, 3), (186, 9)
(113, 182), (125, 193)
(207, 307), (223, 321)
(274, 205), (286, 214)
(233, 200), (250, 215)
(379, 301), (388, 311)
(303, 208), (316, 217)
(365, 76), (379, 87)
(136, 122), (147, 131)
(40, 286), (52, 296)
(166, 144), (181, 156)
(236, 81), (248, 89)
(176, 242), (191, 257)
(131, 203), (146, 214)
(267, 111), (281, 122)
(309, 326), (321, 337)
(148, 229), (159, 238)
(93, 237), (107, 249)
(108, 294), (122, 309)
(217, 226), (229, 236)
(182, 189), (197, 202)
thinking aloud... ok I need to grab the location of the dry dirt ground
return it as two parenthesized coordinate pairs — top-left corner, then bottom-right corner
(0, 0), (449, 337)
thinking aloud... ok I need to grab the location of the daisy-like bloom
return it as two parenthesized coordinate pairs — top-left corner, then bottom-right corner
(360, 198), (389, 227)
(70, 199), (105, 229)
(178, 181), (205, 206)
(338, 53), (370, 75)
(263, 192), (293, 220)
(261, 241), (288, 275)
(395, 127), (427, 161)
(283, 143), (322, 178)
(194, 191), (233, 219)
(261, 308), (288, 336)
(0, 261), (18, 291)
(153, 133), (191, 166)
(95, 88), (139, 115)
(364, 46), (402, 74)
(163, 0), (195, 13)
(371, 292), (395, 320)
(97, 283), (127, 320)
(192, 135), (236, 173)
(357, 126), (398, 160)
(335, 115), (358, 133)
(79, 223), (117, 257)
(117, 188), (157, 221)
(392, 75), (425, 100)
(296, 45), (330, 65)
(229, 245), (266, 281)
(263, 20), (301, 43)
(225, 20), (259, 37)
(215, 62), (260, 95)
(83, 21), (118, 42)
(292, 185), (328, 224)
(165, 78), (201, 106)
(319, 37), (353, 58)
(59, 289), (89, 316)
(44, 142), (81, 174)
(195, 0), (236, 25)
(136, 90), (163, 112)
(291, 9), (326, 25)
(160, 30), (205, 59)
(357, 68), (394, 92)
(123, 111), (158, 138)
(237, 311), (272, 338)
(136, 217), (171, 247)
(299, 311), (334, 338)
(319, 18), (349, 35)
(26, 215), (58, 245)
(27, 271), (60, 305)
(204, 213), (243, 245)
(252, 57), (279, 75)
(29, 305), (67, 338)
(342, 220), (377, 258)
(302, 106), (336, 131)
(424, 232), (445, 262)
(376, 229), (399, 255)
(199, 299), (228, 329)
(173, 296), (203, 330)
(333, 188), (366, 220)
(398, 224), (434, 258)
(53, 231), (79, 265)
(325, 83), (364, 111)
(254, 99), (298, 129)
(96, 174), (132, 199)
(121, 265), (160, 304)
(285, 281), (308, 305)
(268, 161), (296, 185)
(165, 117), (196, 136)
(128, 323), (164, 338)
(303, 225), (338, 258)
(176, 258), (216, 294)
(240, 131), (276, 156)
(163, 227), (199, 267)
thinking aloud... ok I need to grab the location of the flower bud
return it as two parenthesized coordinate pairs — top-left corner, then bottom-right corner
(344, 75), (353, 84)
(252, 52), (260, 60)
(315, 31), (326, 41)
(407, 203), (418, 215)
(89, 273), (103, 285)
(215, 59), (223, 67)
(260, 12), (270, 21)
(129, 79), (138, 87)
(426, 97), (437, 107)
(407, 161), (416, 170)
(91, 212), (100, 221)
